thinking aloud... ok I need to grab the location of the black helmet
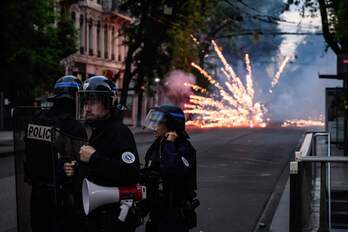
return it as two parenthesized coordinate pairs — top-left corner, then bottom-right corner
(77, 76), (118, 121)
(48, 75), (82, 102)
(83, 76), (117, 96)
(144, 104), (186, 133)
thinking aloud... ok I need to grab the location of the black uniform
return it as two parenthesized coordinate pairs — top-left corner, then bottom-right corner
(144, 135), (197, 232)
(82, 115), (140, 232)
(24, 103), (87, 232)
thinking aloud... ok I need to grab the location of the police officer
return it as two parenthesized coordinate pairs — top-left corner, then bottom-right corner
(24, 75), (86, 232)
(65, 75), (140, 232)
(142, 105), (198, 232)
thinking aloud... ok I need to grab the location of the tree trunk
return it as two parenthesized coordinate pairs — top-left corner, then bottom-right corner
(318, 0), (341, 54)
(119, 1), (149, 121)
(136, 87), (144, 127)
(120, 44), (136, 107)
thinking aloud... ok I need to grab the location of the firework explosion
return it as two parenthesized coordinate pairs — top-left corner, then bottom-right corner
(270, 56), (291, 92)
(184, 40), (271, 128)
(183, 39), (325, 129)
(281, 115), (325, 128)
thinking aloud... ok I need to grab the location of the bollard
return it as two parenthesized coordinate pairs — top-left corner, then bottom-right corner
(318, 162), (329, 232)
(290, 161), (302, 232)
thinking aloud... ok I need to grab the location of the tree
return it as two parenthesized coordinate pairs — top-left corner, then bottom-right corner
(0, 0), (77, 105)
(194, 1), (242, 66)
(177, 0), (286, 92)
(119, 0), (287, 125)
(286, 0), (348, 54)
(119, 0), (215, 125)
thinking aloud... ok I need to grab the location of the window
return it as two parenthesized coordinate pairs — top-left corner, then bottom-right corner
(88, 19), (93, 55)
(97, 22), (101, 57)
(111, 27), (115, 60)
(79, 15), (84, 54)
(104, 25), (108, 59)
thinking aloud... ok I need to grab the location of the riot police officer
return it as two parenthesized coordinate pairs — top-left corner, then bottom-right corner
(24, 75), (86, 232)
(65, 75), (140, 232)
(142, 105), (198, 232)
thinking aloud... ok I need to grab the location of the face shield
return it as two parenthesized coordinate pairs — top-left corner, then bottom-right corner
(143, 109), (166, 130)
(76, 91), (113, 121)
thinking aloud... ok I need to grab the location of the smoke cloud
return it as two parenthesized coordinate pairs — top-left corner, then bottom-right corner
(161, 70), (196, 107)
(222, 1), (341, 123)
(267, 36), (341, 121)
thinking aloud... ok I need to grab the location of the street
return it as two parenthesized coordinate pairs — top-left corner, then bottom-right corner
(0, 127), (304, 232)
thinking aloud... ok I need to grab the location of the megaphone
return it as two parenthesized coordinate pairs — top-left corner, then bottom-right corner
(82, 178), (146, 216)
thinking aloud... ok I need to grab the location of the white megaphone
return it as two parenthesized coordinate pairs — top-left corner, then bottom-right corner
(82, 178), (146, 218)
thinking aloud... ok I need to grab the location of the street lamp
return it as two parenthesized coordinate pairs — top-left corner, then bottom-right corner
(154, 78), (161, 106)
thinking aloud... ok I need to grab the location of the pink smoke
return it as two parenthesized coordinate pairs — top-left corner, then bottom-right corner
(161, 70), (196, 107)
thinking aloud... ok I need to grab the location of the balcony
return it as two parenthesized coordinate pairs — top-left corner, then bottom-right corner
(102, 0), (128, 15)
(101, 0), (113, 12)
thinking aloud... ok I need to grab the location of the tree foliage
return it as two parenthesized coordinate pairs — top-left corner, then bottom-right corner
(0, 0), (77, 105)
(287, 0), (348, 53)
(119, 0), (215, 103)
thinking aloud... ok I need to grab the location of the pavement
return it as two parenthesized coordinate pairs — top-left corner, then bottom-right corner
(0, 127), (304, 232)
(0, 131), (13, 157)
(270, 180), (290, 232)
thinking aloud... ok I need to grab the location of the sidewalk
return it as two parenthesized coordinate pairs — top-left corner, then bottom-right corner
(0, 131), (13, 145)
(0, 131), (13, 157)
(270, 180), (289, 232)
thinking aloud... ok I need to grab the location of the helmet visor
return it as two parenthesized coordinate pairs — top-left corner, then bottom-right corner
(143, 109), (166, 130)
(76, 91), (112, 121)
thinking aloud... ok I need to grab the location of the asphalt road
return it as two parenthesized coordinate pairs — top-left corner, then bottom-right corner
(0, 127), (304, 232)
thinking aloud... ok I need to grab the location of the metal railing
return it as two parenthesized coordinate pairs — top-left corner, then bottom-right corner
(290, 132), (348, 232)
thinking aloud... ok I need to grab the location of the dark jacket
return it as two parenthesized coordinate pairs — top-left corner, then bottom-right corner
(85, 117), (140, 186)
(80, 116), (140, 232)
(143, 136), (197, 232)
(144, 136), (197, 208)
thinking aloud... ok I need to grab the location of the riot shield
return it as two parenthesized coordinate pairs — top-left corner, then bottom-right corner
(13, 106), (57, 232)
(14, 106), (39, 232)
(13, 106), (87, 232)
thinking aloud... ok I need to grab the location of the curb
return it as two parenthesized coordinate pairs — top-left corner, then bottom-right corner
(252, 131), (306, 232)
(0, 150), (14, 158)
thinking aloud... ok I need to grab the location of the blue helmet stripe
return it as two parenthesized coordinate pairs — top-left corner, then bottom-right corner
(54, 82), (81, 89)
(169, 112), (185, 118)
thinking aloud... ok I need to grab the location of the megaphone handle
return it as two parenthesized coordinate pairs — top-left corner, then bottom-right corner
(118, 199), (133, 222)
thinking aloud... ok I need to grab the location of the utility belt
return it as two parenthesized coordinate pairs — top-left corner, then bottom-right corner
(158, 196), (199, 215)
(148, 196), (200, 229)
(143, 184), (200, 227)
(138, 168), (199, 228)
(178, 198), (200, 229)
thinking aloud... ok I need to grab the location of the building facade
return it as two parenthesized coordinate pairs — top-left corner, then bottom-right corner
(59, 0), (156, 126)
(60, 0), (130, 89)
